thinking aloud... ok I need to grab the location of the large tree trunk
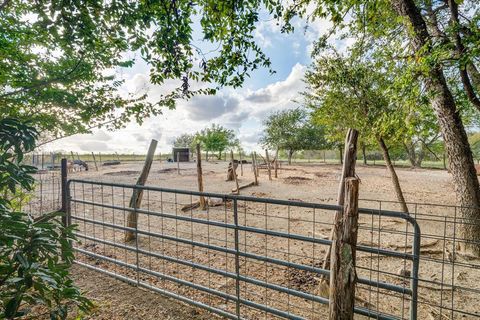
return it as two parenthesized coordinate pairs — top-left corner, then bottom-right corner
(392, 0), (480, 254)
(378, 137), (409, 213)
(361, 143), (367, 165)
(288, 150), (294, 165)
(403, 142), (418, 168)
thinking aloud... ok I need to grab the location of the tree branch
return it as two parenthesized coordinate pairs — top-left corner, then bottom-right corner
(0, 55), (85, 99)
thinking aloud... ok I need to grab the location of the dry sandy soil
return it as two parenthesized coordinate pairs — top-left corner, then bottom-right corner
(35, 160), (480, 319)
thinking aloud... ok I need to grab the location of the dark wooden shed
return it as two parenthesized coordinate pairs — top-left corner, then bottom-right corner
(172, 147), (190, 162)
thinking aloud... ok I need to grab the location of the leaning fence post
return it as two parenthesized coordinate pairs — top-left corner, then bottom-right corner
(125, 139), (158, 242)
(91, 152), (98, 171)
(329, 177), (359, 320)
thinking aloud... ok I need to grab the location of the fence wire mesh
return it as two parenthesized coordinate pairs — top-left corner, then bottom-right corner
(21, 171), (62, 217)
(360, 199), (480, 319)
(68, 179), (419, 320)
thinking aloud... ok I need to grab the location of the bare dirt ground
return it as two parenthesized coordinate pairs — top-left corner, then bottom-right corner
(35, 160), (480, 319)
(70, 265), (215, 320)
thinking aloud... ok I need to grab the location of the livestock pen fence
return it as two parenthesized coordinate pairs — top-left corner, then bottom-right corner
(24, 164), (480, 319)
(67, 179), (420, 320)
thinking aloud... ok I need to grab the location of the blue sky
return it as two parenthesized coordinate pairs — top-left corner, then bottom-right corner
(44, 16), (334, 154)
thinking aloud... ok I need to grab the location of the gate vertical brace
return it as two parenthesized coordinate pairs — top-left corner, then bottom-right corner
(134, 186), (140, 287)
(410, 221), (421, 320)
(233, 198), (241, 319)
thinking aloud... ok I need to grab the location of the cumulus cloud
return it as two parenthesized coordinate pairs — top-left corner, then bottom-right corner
(91, 130), (112, 141)
(78, 141), (112, 152)
(133, 133), (147, 142)
(181, 95), (240, 121)
(245, 91), (272, 103)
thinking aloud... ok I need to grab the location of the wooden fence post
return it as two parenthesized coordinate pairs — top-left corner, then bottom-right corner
(196, 144), (206, 210)
(125, 139), (158, 242)
(91, 152), (98, 171)
(329, 177), (359, 320)
(254, 152), (260, 177)
(239, 150), (243, 176)
(70, 151), (75, 161)
(265, 149), (272, 181)
(231, 150), (240, 193)
(252, 152), (258, 186)
(274, 148), (279, 178)
(321, 129), (359, 272)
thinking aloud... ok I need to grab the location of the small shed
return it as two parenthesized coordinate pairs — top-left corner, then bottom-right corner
(172, 147), (190, 162)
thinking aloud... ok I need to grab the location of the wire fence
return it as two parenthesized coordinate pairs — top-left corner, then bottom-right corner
(67, 179), (420, 320)
(358, 199), (480, 319)
(23, 165), (480, 319)
(21, 171), (62, 218)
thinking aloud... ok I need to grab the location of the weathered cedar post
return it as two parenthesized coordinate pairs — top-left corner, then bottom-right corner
(196, 144), (206, 210)
(254, 152), (260, 177)
(125, 139), (158, 242)
(321, 129), (359, 272)
(99, 152), (102, 163)
(329, 177), (359, 320)
(231, 150), (240, 193)
(274, 148), (279, 178)
(91, 152), (98, 171)
(252, 152), (259, 186)
(41, 153), (44, 169)
(239, 150), (243, 176)
(265, 149), (272, 181)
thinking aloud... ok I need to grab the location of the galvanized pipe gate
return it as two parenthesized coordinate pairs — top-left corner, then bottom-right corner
(65, 178), (420, 320)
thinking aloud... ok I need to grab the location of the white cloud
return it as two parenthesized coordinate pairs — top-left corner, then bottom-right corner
(43, 63), (306, 153)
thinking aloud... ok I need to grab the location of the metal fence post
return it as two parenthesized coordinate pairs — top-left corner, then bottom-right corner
(233, 197), (241, 319)
(61, 158), (68, 227)
(134, 186), (140, 287)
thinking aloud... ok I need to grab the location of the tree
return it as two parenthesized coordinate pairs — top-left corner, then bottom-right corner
(195, 124), (237, 160)
(173, 133), (196, 153)
(305, 53), (410, 212)
(0, 118), (91, 319)
(261, 108), (328, 164)
(279, 0), (480, 254)
(1, 1), (285, 137)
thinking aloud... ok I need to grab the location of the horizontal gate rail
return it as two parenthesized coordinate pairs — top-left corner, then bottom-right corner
(67, 179), (420, 320)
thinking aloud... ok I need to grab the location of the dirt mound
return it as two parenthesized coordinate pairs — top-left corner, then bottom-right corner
(104, 170), (139, 176)
(283, 176), (313, 184)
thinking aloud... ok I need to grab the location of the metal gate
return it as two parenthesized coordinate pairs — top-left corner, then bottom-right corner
(67, 179), (420, 319)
